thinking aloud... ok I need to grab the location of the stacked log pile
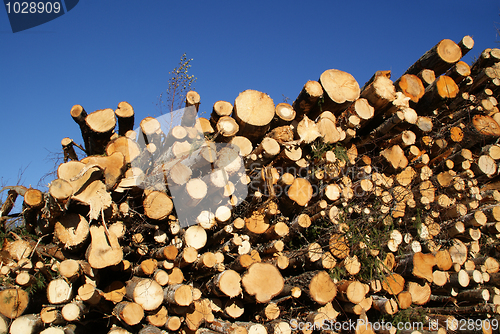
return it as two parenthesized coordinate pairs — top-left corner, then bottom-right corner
(2, 36), (500, 334)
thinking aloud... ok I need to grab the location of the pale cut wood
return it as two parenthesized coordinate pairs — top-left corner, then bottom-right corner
(417, 75), (459, 113)
(318, 69), (360, 115)
(53, 213), (89, 251)
(210, 100), (233, 126)
(296, 115), (320, 144)
(9, 314), (43, 334)
(106, 136), (141, 164)
(80, 152), (126, 190)
(417, 69), (436, 87)
(233, 89), (275, 143)
(164, 284), (193, 306)
(274, 102), (296, 124)
(86, 225), (123, 269)
(216, 116), (239, 139)
(47, 278), (72, 304)
(242, 263), (284, 303)
(143, 191), (173, 221)
(336, 280), (367, 304)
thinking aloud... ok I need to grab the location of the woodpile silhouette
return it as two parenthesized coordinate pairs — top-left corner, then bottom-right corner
(2, 35), (500, 334)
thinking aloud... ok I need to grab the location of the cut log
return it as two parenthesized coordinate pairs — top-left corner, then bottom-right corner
(296, 116), (320, 144)
(85, 108), (116, 155)
(86, 225), (123, 269)
(317, 69), (360, 116)
(70, 104), (90, 153)
(113, 301), (144, 326)
(216, 116), (239, 140)
(233, 89), (275, 143)
(47, 278), (72, 304)
(164, 284), (193, 306)
(285, 270), (336, 305)
(0, 288), (29, 319)
(80, 152), (126, 190)
(416, 75), (459, 113)
(360, 74), (396, 113)
(336, 280), (367, 304)
(395, 74), (425, 103)
(9, 314), (43, 334)
(106, 136), (141, 164)
(241, 263), (284, 303)
(53, 213), (90, 252)
(404, 39), (462, 77)
(115, 101), (134, 136)
(125, 277), (163, 311)
(396, 252), (436, 282)
(381, 273), (405, 295)
(143, 191), (173, 221)
(407, 281), (431, 305)
(210, 100), (233, 126)
(293, 80), (323, 120)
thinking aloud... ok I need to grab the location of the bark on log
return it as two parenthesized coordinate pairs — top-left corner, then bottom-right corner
(316, 69), (360, 116)
(233, 89), (275, 143)
(404, 39), (462, 77)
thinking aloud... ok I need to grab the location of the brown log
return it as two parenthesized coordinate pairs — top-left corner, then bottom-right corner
(404, 39), (462, 77)
(293, 80), (323, 120)
(372, 295), (398, 315)
(233, 89), (275, 143)
(396, 252), (436, 282)
(70, 104), (90, 153)
(85, 108), (116, 155)
(360, 74), (396, 113)
(113, 301), (144, 326)
(417, 69), (436, 88)
(395, 74), (425, 103)
(445, 61), (471, 84)
(164, 284), (193, 306)
(115, 101), (134, 136)
(61, 137), (79, 162)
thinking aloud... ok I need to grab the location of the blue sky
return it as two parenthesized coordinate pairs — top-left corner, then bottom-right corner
(1, 1), (499, 204)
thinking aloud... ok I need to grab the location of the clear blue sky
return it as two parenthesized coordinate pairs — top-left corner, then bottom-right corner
(1, 1), (499, 204)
